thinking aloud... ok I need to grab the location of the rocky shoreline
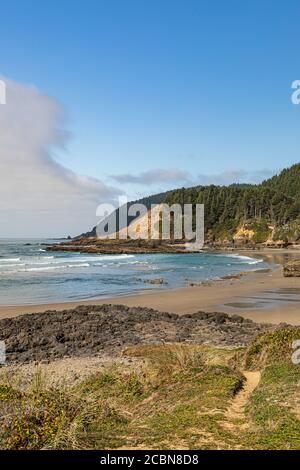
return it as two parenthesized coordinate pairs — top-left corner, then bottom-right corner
(46, 237), (300, 255)
(46, 238), (190, 254)
(0, 304), (282, 365)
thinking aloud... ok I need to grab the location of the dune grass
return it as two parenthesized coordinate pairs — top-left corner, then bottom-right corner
(0, 330), (299, 450)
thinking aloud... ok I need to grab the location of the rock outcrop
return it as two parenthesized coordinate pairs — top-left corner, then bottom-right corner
(143, 278), (167, 285)
(283, 260), (300, 277)
(0, 305), (277, 364)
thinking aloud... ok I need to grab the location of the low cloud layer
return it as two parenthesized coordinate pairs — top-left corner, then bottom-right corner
(196, 169), (274, 186)
(0, 78), (121, 237)
(110, 168), (190, 185)
(112, 168), (274, 188)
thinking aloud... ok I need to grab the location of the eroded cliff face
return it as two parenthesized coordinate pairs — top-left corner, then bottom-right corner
(233, 226), (255, 242)
(212, 220), (300, 247)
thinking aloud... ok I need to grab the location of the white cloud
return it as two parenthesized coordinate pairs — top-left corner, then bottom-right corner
(0, 77), (121, 237)
(111, 168), (190, 185)
(0, 77), (276, 238)
(196, 169), (274, 186)
(111, 167), (274, 189)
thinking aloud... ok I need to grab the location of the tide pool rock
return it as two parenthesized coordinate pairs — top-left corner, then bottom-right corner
(283, 260), (300, 277)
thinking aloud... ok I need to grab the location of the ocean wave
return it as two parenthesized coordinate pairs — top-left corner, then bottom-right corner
(25, 266), (65, 272)
(0, 263), (26, 268)
(91, 254), (135, 261)
(223, 253), (263, 264)
(0, 258), (21, 262)
(42, 254), (136, 265)
(0, 255), (128, 269)
(127, 261), (148, 265)
(67, 263), (90, 268)
(25, 263), (90, 272)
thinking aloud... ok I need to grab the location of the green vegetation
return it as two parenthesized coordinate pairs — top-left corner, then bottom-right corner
(0, 331), (299, 449)
(164, 164), (300, 242)
(243, 328), (300, 449)
(81, 164), (300, 243)
(0, 384), (22, 401)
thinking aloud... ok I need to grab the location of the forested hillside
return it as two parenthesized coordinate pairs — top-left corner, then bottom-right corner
(80, 164), (300, 244)
(165, 164), (300, 243)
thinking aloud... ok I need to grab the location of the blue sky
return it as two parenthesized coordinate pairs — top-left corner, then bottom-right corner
(0, 0), (300, 236)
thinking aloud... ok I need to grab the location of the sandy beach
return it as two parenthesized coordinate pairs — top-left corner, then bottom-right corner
(0, 249), (299, 325)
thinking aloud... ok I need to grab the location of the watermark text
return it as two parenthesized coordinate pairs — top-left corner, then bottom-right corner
(0, 80), (6, 104)
(96, 197), (205, 251)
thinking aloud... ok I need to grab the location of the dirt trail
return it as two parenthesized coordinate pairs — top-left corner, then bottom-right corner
(222, 370), (261, 430)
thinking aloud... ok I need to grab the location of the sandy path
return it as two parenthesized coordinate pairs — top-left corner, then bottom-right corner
(226, 371), (261, 420)
(221, 370), (261, 433)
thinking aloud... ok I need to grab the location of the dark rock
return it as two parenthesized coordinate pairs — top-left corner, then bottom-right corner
(0, 304), (277, 365)
(143, 278), (167, 285)
(283, 260), (300, 277)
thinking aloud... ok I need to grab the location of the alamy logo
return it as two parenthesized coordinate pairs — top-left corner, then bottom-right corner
(291, 80), (300, 105)
(0, 341), (6, 364)
(291, 340), (300, 365)
(0, 80), (6, 105)
(96, 197), (204, 251)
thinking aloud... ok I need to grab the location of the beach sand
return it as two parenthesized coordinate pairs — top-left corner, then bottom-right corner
(0, 249), (299, 325)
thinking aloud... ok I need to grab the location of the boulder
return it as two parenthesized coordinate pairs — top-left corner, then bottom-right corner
(144, 278), (167, 285)
(283, 260), (300, 277)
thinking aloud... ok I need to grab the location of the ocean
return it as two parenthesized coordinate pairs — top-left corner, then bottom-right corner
(0, 239), (269, 306)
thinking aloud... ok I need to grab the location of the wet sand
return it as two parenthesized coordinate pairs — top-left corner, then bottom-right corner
(0, 249), (299, 325)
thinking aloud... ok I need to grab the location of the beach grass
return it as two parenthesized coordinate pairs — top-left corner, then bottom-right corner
(0, 329), (299, 450)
